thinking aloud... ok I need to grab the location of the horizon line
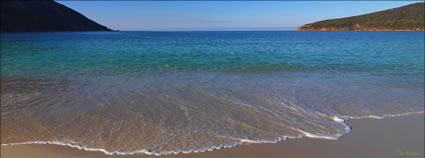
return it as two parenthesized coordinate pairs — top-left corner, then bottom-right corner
(116, 27), (299, 31)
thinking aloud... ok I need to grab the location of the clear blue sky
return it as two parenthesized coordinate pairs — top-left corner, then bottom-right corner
(58, 1), (420, 31)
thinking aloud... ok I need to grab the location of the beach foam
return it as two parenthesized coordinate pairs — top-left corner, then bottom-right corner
(4, 112), (422, 156)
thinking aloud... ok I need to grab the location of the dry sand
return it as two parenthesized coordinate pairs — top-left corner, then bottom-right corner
(1, 114), (423, 158)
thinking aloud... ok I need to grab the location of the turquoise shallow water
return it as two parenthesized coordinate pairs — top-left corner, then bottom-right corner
(1, 31), (424, 155)
(1, 31), (424, 76)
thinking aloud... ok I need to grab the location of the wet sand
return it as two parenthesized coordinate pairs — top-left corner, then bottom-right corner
(1, 114), (423, 158)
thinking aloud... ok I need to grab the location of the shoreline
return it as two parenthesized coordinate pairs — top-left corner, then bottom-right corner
(1, 113), (423, 158)
(2, 111), (423, 156)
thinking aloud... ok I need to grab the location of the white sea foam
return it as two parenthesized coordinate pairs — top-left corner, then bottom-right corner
(0, 124), (350, 156)
(299, 132), (338, 140)
(1, 140), (247, 156)
(333, 116), (345, 123)
(1, 111), (423, 156)
(349, 111), (425, 120)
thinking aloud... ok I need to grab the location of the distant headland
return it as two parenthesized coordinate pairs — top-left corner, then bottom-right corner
(1, 0), (112, 32)
(295, 3), (425, 31)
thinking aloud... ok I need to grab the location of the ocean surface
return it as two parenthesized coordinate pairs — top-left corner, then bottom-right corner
(1, 31), (424, 155)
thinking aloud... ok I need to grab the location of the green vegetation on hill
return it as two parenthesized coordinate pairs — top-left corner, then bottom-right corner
(296, 3), (425, 31)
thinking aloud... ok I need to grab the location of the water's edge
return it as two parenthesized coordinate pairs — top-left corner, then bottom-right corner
(2, 111), (423, 156)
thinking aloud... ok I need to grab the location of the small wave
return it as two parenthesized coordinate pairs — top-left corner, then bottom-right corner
(0, 134), (335, 156)
(1, 108), (422, 156)
(1, 139), (296, 156)
(1, 140), (239, 156)
(0, 115), (355, 156)
(348, 111), (425, 120)
(1, 112), (422, 156)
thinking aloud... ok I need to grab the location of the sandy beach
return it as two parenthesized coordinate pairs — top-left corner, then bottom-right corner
(2, 114), (423, 158)
(2, 1), (424, 158)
